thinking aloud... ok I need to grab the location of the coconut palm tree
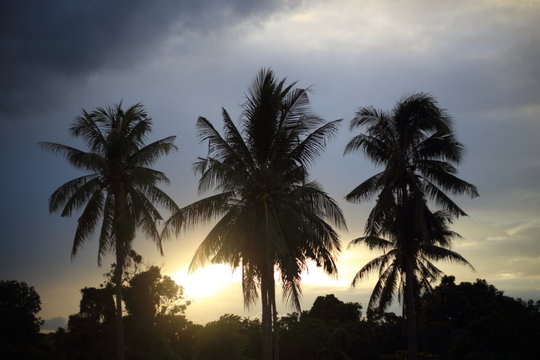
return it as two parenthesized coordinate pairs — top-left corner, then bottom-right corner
(163, 69), (346, 360)
(41, 103), (178, 360)
(345, 93), (478, 360)
(350, 207), (474, 312)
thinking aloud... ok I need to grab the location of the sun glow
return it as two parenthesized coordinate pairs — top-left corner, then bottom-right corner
(170, 264), (241, 299)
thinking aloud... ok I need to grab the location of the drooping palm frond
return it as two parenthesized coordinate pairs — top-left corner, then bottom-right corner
(59, 177), (103, 217)
(162, 191), (235, 240)
(39, 142), (105, 171)
(128, 136), (177, 166)
(345, 171), (384, 203)
(71, 189), (105, 258)
(288, 119), (342, 168)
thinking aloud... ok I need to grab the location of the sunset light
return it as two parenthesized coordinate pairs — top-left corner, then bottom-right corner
(170, 264), (240, 299)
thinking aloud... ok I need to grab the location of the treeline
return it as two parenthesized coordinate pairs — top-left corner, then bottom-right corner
(2, 273), (539, 360)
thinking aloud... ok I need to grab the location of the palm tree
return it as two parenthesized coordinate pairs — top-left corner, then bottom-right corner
(350, 207), (474, 312)
(41, 103), (178, 360)
(163, 69), (346, 360)
(345, 93), (478, 360)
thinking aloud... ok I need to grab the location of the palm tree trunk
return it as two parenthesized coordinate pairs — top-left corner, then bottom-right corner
(270, 274), (279, 360)
(261, 271), (272, 360)
(405, 261), (417, 360)
(114, 250), (125, 360)
(113, 188), (126, 360)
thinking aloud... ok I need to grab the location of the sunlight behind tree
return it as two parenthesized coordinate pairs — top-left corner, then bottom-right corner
(170, 264), (241, 299)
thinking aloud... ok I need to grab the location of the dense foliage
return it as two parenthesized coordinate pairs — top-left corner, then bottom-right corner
(0, 280), (44, 359)
(3, 276), (538, 359)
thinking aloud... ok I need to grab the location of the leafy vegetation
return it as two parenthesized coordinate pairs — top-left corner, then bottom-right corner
(0, 280), (44, 358)
(4, 276), (538, 359)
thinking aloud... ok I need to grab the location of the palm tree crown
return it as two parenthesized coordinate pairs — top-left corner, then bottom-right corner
(42, 103), (178, 262)
(345, 93), (478, 231)
(164, 69), (346, 360)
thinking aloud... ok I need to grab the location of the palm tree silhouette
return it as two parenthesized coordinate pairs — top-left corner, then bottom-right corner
(344, 93), (478, 360)
(163, 69), (346, 360)
(350, 207), (474, 312)
(41, 103), (178, 360)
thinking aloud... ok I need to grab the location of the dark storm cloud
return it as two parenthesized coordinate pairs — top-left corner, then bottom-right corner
(0, 0), (294, 117)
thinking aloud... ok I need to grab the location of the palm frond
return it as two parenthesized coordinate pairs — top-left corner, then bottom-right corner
(351, 252), (394, 287)
(189, 205), (242, 272)
(59, 177), (102, 217)
(289, 119), (342, 168)
(71, 190), (104, 258)
(69, 110), (106, 152)
(282, 276), (302, 312)
(348, 235), (393, 251)
(48, 175), (100, 213)
(345, 172), (384, 203)
(423, 180), (468, 216)
(162, 192), (235, 239)
(97, 193), (114, 265)
(39, 142), (105, 171)
(129, 136), (177, 167)
(419, 160), (479, 198)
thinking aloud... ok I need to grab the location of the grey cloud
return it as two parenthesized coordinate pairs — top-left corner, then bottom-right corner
(454, 221), (540, 280)
(467, 221), (540, 257)
(0, 0), (295, 117)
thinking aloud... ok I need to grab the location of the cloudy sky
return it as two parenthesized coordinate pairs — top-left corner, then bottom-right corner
(1, 0), (539, 330)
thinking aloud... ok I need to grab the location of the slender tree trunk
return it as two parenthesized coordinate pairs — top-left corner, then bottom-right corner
(405, 259), (417, 360)
(270, 273), (279, 360)
(261, 270), (272, 360)
(114, 249), (125, 360)
(113, 186), (127, 360)
(399, 190), (417, 360)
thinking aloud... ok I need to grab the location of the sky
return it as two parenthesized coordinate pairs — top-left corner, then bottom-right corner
(1, 0), (539, 330)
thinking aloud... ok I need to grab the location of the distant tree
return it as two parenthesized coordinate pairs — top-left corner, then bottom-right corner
(280, 295), (362, 360)
(123, 265), (186, 322)
(122, 265), (189, 360)
(0, 280), (43, 341)
(345, 94), (478, 359)
(420, 276), (540, 359)
(307, 294), (362, 324)
(41, 103), (178, 360)
(78, 286), (116, 323)
(66, 286), (116, 360)
(279, 316), (330, 360)
(194, 314), (249, 360)
(164, 68), (345, 360)
(66, 264), (191, 360)
(0, 280), (44, 358)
